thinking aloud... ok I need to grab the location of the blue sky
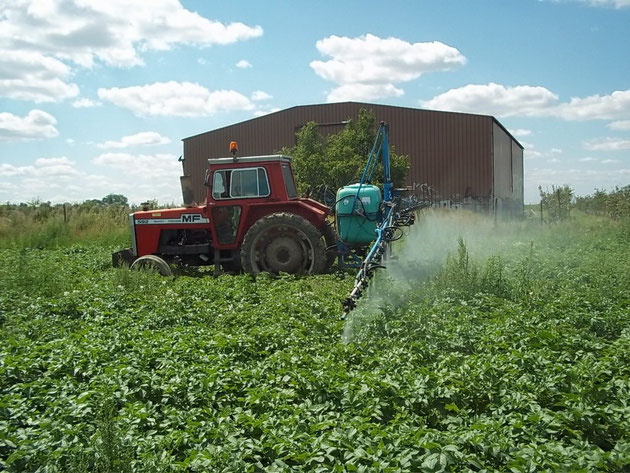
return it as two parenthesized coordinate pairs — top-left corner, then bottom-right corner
(1, 0), (628, 204)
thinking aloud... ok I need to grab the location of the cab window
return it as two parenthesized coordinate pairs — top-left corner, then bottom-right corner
(282, 165), (298, 198)
(212, 171), (229, 199)
(212, 167), (270, 200)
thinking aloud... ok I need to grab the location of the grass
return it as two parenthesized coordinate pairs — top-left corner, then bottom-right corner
(0, 211), (629, 472)
(0, 202), (130, 249)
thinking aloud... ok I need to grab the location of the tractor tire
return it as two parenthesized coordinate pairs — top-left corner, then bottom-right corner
(130, 255), (173, 276)
(322, 220), (338, 271)
(241, 212), (327, 275)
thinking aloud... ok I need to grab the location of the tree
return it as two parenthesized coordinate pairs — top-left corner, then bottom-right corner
(284, 109), (410, 193)
(286, 121), (326, 193)
(101, 194), (128, 206)
(575, 185), (630, 219)
(539, 184), (573, 221)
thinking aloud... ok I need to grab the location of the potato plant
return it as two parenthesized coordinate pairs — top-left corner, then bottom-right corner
(0, 216), (629, 472)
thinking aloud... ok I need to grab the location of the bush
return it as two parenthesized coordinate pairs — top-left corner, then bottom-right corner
(538, 184), (573, 221)
(575, 185), (630, 220)
(283, 108), (410, 193)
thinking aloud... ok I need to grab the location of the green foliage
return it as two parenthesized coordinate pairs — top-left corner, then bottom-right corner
(0, 199), (181, 250)
(433, 237), (511, 299)
(1, 215), (630, 471)
(101, 194), (129, 206)
(575, 185), (630, 220)
(285, 108), (410, 192)
(0, 201), (139, 249)
(538, 184), (574, 221)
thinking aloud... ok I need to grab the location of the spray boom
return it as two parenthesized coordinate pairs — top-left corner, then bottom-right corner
(341, 123), (428, 318)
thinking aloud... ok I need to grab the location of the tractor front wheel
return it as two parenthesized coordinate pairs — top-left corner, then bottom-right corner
(241, 213), (327, 275)
(130, 255), (173, 276)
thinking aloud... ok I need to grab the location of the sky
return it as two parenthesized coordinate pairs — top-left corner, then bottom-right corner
(0, 0), (629, 205)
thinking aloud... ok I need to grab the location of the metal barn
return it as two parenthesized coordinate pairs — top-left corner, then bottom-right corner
(182, 102), (524, 215)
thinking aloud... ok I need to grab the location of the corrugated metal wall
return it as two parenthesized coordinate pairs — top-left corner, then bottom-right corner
(493, 121), (513, 199)
(492, 121), (525, 216)
(183, 102), (522, 208)
(512, 141), (524, 215)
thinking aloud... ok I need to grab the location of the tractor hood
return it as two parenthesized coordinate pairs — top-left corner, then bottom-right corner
(132, 206), (209, 225)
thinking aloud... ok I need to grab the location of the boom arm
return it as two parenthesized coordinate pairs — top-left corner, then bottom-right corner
(341, 122), (422, 318)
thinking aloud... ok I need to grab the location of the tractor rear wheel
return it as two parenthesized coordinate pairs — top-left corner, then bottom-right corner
(130, 255), (172, 276)
(241, 213), (327, 275)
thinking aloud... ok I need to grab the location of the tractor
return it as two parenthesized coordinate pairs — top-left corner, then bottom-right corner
(112, 148), (336, 277)
(113, 122), (424, 316)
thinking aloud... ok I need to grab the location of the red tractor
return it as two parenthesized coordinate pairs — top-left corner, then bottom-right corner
(113, 145), (337, 276)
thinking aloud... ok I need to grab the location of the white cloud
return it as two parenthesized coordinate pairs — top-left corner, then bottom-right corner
(526, 151), (543, 159)
(328, 84), (404, 102)
(251, 90), (272, 101)
(97, 81), (254, 117)
(0, 154), (182, 204)
(0, 1), (262, 104)
(311, 34), (465, 102)
(98, 131), (172, 149)
(0, 51), (79, 102)
(572, 0), (630, 8)
(542, 0), (630, 8)
(579, 157), (597, 162)
(33, 157), (79, 176)
(554, 90), (630, 120)
(236, 59), (252, 69)
(93, 152), (180, 178)
(253, 107), (281, 117)
(601, 159), (621, 163)
(421, 82), (559, 117)
(608, 120), (630, 130)
(0, 0), (263, 69)
(72, 98), (102, 108)
(584, 137), (630, 151)
(525, 166), (630, 201)
(524, 145), (562, 160)
(0, 163), (32, 177)
(527, 167), (630, 185)
(422, 83), (630, 121)
(0, 110), (59, 141)
(89, 151), (183, 203)
(510, 128), (532, 137)
(0, 157), (77, 179)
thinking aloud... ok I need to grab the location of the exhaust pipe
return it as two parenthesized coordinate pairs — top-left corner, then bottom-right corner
(180, 175), (194, 207)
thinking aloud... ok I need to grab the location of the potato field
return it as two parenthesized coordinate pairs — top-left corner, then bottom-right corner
(1, 212), (629, 472)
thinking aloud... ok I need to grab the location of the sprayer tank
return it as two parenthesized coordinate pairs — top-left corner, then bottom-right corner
(336, 184), (382, 244)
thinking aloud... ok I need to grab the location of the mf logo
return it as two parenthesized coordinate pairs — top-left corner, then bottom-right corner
(134, 214), (209, 225)
(181, 214), (202, 223)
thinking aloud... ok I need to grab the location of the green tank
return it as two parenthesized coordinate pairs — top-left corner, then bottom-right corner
(336, 184), (382, 244)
